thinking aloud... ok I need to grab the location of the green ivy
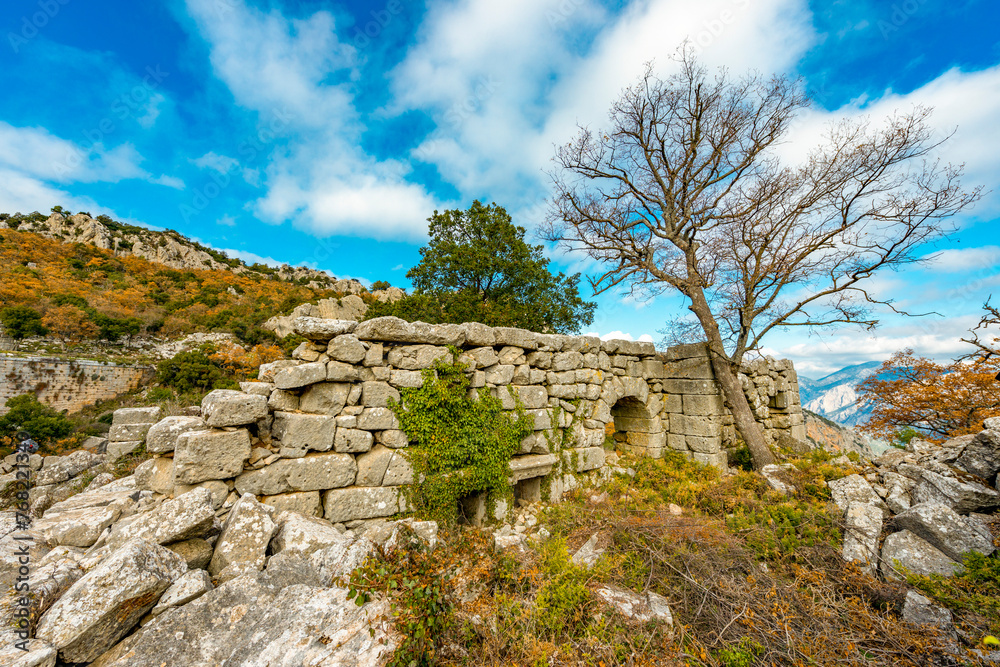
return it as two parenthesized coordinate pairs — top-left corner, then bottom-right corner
(389, 353), (533, 525)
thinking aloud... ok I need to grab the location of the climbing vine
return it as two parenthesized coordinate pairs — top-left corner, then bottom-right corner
(389, 352), (533, 525)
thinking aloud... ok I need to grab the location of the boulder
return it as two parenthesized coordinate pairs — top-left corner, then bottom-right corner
(893, 503), (995, 562)
(594, 585), (674, 624)
(828, 474), (887, 513)
(107, 488), (217, 550)
(173, 429), (251, 485)
(201, 390), (268, 427)
(323, 487), (401, 523)
(150, 569), (213, 616)
(271, 512), (352, 555)
(880, 529), (964, 580)
(234, 452), (357, 495)
(841, 502), (884, 575)
(145, 416), (205, 454)
(208, 494), (277, 577)
(35, 538), (187, 663)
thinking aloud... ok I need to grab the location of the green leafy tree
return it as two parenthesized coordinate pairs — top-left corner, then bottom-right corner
(0, 394), (73, 449)
(367, 201), (596, 333)
(0, 305), (48, 349)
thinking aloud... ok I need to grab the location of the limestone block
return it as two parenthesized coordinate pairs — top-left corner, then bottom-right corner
(268, 388), (299, 411)
(35, 538), (187, 663)
(108, 423), (153, 442)
(378, 429), (409, 449)
(324, 360), (359, 382)
(146, 416), (206, 454)
(335, 428), (374, 453)
(273, 412), (335, 452)
(361, 381), (400, 408)
(385, 345), (450, 370)
(880, 529), (963, 581)
(323, 486), (401, 523)
(382, 452), (413, 486)
(135, 457), (175, 495)
(326, 334), (366, 364)
(894, 503), (995, 561)
(462, 321), (497, 347)
(261, 491), (323, 517)
(112, 407), (162, 425)
(357, 407), (400, 431)
(234, 453), (358, 495)
(493, 327), (538, 349)
(201, 389), (268, 427)
(298, 382), (349, 415)
(107, 487), (217, 550)
(173, 429), (251, 485)
(562, 446), (605, 472)
(208, 494), (277, 576)
(356, 445), (394, 486)
(274, 361), (327, 389)
(389, 369), (423, 388)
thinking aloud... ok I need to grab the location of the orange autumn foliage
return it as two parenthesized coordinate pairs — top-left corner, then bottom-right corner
(856, 349), (1000, 442)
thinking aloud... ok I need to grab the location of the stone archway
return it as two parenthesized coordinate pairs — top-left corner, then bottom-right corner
(610, 396), (666, 458)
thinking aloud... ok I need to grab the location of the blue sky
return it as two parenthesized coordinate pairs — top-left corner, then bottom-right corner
(1, 0), (998, 375)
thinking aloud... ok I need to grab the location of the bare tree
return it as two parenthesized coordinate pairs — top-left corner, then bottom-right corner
(545, 52), (982, 469)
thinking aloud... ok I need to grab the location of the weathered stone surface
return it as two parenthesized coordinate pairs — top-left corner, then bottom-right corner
(327, 333), (367, 364)
(880, 529), (964, 580)
(234, 452), (357, 495)
(35, 538), (187, 663)
(208, 494), (277, 576)
(297, 382), (349, 415)
(362, 380), (400, 407)
(291, 316), (357, 340)
(271, 511), (351, 555)
(912, 469), (1000, 513)
(261, 490), (323, 517)
(201, 389), (268, 427)
(107, 487), (217, 550)
(272, 411), (335, 452)
(145, 416), (205, 454)
(108, 423), (153, 443)
(273, 361), (327, 389)
(324, 486), (401, 523)
(356, 445), (394, 486)
(112, 407), (162, 425)
(164, 538), (213, 570)
(829, 474), (887, 512)
(842, 502), (884, 575)
(594, 585), (674, 624)
(173, 429), (251, 484)
(134, 457), (174, 494)
(151, 569), (213, 616)
(894, 503), (995, 562)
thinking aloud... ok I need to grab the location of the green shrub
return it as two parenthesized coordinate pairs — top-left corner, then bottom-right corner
(389, 353), (533, 525)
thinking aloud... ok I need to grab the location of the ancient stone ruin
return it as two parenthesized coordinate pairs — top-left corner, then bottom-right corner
(130, 315), (805, 524)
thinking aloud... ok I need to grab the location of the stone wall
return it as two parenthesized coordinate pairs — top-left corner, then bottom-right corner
(130, 316), (805, 526)
(0, 355), (154, 415)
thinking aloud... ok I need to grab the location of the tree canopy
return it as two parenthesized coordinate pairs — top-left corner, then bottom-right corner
(545, 51), (981, 469)
(367, 201), (596, 333)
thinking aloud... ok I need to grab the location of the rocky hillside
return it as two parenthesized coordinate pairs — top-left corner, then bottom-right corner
(0, 210), (365, 292)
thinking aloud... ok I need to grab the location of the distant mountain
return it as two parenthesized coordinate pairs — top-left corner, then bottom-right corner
(798, 361), (883, 427)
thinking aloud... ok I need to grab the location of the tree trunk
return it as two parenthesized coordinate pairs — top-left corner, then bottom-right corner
(687, 287), (776, 470)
